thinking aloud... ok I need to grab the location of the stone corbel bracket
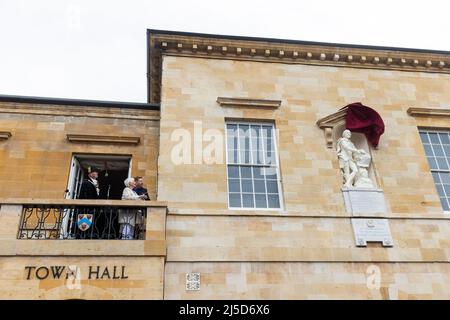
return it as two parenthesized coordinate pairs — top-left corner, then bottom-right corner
(217, 97), (281, 109)
(67, 134), (140, 145)
(316, 107), (348, 148)
(0, 131), (12, 141)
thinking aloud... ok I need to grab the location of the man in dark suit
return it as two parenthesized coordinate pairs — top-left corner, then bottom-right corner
(133, 176), (149, 200)
(79, 167), (101, 200)
(73, 166), (104, 239)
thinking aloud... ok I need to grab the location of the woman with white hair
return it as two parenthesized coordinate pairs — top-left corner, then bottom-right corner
(119, 177), (146, 239)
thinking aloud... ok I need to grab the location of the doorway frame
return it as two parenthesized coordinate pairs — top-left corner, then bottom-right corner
(61, 153), (133, 238)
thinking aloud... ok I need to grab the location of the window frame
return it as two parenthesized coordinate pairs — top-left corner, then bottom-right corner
(419, 129), (450, 214)
(225, 120), (283, 211)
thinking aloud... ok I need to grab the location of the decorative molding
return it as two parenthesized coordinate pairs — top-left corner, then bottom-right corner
(0, 131), (12, 141)
(66, 134), (141, 145)
(217, 97), (281, 109)
(148, 31), (450, 103)
(407, 107), (450, 118)
(316, 107), (348, 148)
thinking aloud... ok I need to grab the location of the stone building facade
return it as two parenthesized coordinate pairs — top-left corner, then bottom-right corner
(0, 30), (449, 299)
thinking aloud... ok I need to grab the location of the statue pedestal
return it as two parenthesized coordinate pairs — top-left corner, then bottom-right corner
(342, 187), (387, 216)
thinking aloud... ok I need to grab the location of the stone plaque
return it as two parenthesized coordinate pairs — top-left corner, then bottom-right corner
(186, 273), (200, 291)
(342, 188), (387, 215)
(351, 218), (393, 247)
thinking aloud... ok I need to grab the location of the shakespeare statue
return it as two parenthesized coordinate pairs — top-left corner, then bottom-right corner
(336, 129), (375, 188)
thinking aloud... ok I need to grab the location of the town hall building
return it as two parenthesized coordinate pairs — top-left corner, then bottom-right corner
(0, 29), (449, 299)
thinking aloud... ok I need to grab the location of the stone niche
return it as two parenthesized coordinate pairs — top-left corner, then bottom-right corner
(316, 107), (388, 216)
(317, 107), (392, 247)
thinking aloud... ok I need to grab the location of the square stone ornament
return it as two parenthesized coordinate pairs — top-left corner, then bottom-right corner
(185, 273), (200, 291)
(351, 218), (393, 247)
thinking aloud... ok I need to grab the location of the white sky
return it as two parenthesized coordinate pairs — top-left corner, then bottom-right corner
(0, 0), (449, 103)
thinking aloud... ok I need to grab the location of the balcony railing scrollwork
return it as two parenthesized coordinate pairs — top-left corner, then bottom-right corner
(17, 203), (147, 240)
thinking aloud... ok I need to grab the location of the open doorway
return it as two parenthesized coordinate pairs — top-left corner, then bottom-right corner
(66, 154), (132, 200)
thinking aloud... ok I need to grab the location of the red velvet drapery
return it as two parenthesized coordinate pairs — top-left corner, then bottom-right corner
(343, 102), (385, 148)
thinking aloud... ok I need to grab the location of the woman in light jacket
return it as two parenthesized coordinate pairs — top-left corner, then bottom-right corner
(120, 177), (146, 239)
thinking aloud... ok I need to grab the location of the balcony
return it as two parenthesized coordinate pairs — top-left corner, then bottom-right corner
(18, 203), (147, 240)
(0, 199), (167, 256)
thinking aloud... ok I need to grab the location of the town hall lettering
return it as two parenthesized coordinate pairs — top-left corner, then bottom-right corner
(24, 265), (128, 280)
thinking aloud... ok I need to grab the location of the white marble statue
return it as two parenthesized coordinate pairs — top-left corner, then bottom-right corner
(336, 129), (375, 188)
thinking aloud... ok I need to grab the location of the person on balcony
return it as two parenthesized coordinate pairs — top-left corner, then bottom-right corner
(120, 177), (146, 239)
(71, 166), (103, 239)
(79, 166), (101, 199)
(133, 176), (149, 200)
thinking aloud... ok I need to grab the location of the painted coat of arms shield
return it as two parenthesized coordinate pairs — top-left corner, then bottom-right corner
(77, 213), (93, 231)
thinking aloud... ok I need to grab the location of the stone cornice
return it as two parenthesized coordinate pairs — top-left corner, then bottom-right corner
(407, 107), (450, 118)
(0, 103), (160, 121)
(148, 30), (450, 103)
(217, 97), (281, 108)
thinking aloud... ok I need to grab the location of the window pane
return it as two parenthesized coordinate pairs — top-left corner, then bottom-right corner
(251, 150), (259, 164)
(436, 185), (445, 197)
(432, 172), (441, 183)
(419, 132), (429, 143)
(265, 150), (274, 165)
(240, 166), (251, 178)
(427, 157), (438, 170)
(444, 185), (450, 196)
(228, 179), (240, 192)
(439, 172), (450, 184)
(227, 124), (237, 133)
(242, 179), (253, 192)
(255, 194), (267, 208)
(429, 133), (440, 144)
(437, 157), (449, 170)
(265, 168), (278, 180)
(423, 144), (433, 156)
(242, 194), (254, 208)
(439, 133), (450, 144)
(228, 165), (239, 178)
(239, 124), (250, 150)
(253, 167), (264, 179)
(250, 125), (260, 134)
(444, 145), (450, 157)
(229, 193), (241, 207)
(227, 135), (238, 150)
(228, 149), (238, 164)
(254, 179), (266, 193)
(263, 126), (272, 138)
(268, 194), (280, 208)
(432, 144), (445, 157)
(266, 180), (279, 193)
(240, 149), (250, 164)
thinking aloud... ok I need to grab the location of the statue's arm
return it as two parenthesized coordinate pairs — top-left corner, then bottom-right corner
(341, 140), (360, 153)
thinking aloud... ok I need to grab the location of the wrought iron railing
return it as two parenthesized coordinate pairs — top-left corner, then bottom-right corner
(17, 204), (146, 240)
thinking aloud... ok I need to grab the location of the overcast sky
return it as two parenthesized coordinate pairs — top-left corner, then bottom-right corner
(0, 0), (449, 103)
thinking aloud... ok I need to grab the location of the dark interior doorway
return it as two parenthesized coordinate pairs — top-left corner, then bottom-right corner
(66, 155), (131, 200)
